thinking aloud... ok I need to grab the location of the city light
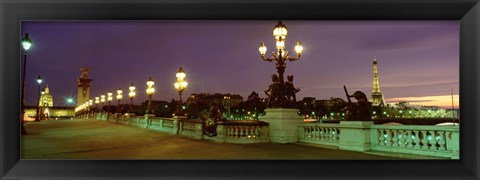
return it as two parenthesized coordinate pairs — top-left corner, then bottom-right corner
(21, 33), (32, 50)
(66, 98), (74, 104)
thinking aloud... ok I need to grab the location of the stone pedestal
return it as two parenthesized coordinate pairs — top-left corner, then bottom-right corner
(259, 108), (303, 143)
(338, 121), (373, 152)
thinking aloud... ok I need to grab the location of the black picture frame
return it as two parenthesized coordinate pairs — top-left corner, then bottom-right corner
(1, 0), (479, 179)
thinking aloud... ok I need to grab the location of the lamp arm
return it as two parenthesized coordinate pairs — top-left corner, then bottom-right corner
(261, 53), (276, 62)
(286, 53), (301, 61)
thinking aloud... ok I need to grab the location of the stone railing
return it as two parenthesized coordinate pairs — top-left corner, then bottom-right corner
(92, 113), (268, 144)
(299, 123), (341, 147)
(370, 125), (459, 159)
(210, 121), (270, 144)
(299, 121), (459, 159)
(179, 119), (204, 139)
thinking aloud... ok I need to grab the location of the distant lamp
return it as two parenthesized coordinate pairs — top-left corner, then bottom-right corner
(107, 91), (113, 113)
(34, 75), (43, 122)
(174, 67), (188, 116)
(145, 77), (155, 115)
(116, 88), (123, 113)
(36, 75), (43, 84)
(128, 83), (136, 114)
(21, 33), (32, 51)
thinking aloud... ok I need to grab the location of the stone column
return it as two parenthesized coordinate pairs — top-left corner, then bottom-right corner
(259, 108), (303, 143)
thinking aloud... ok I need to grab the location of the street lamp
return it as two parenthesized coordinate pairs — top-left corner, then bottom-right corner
(88, 99), (93, 117)
(116, 88), (123, 113)
(100, 94), (106, 113)
(35, 75), (43, 122)
(107, 91), (113, 113)
(128, 83), (136, 114)
(95, 96), (100, 115)
(145, 77), (155, 115)
(174, 67), (188, 116)
(259, 21), (303, 107)
(20, 33), (32, 135)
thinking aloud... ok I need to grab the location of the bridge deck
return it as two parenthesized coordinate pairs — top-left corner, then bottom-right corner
(21, 118), (422, 160)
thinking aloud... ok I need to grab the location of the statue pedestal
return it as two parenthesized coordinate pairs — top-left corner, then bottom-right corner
(259, 108), (303, 143)
(338, 121), (373, 152)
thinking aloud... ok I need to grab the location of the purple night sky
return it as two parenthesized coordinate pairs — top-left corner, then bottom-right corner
(21, 21), (459, 108)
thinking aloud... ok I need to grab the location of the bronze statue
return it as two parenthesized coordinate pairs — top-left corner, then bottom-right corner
(264, 74), (284, 108)
(80, 67), (91, 78)
(342, 85), (372, 121)
(203, 103), (226, 137)
(285, 75), (300, 102)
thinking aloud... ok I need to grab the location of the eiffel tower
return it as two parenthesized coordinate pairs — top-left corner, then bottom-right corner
(371, 56), (385, 106)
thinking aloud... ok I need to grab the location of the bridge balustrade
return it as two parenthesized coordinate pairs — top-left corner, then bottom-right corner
(92, 112), (269, 144)
(211, 121), (270, 144)
(370, 125), (458, 158)
(299, 122), (459, 159)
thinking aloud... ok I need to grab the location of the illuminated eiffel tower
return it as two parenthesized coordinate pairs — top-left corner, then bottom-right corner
(371, 56), (385, 106)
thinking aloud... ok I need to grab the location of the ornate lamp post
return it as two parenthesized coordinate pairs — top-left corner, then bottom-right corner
(145, 77), (155, 115)
(84, 102), (89, 118)
(95, 96), (100, 115)
(100, 94), (106, 113)
(35, 75), (43, 122)
(128, 83), (136, 114)
(21, 33), (32, 135)
(88, 99), (93, 117)
(116, 88), (123, 113)
(174, 67), (188, 116)
(259, 21), (303, 107)
(107, 91), (113, 113)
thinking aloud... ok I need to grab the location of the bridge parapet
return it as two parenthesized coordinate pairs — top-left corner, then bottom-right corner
(299, 122), (459, 159)
(92, 113), (269, 144)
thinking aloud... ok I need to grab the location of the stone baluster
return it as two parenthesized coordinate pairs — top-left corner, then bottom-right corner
(307, 127), (312, 139)
(437, 131), (446, 151)
(321, 128), (326, 141)
(332, 128), (338, 142)
(378, 129), (384, 146)
(330, 128), (335, 142)
(234, 126), (239, 138)
(421, 131), (429, 149)
(385, 130), (393, 146)
(391, 130), (399, 147)
(406, 130), (413, 148)
(227, 126), (232, 137)
(413, 130), (421, 149)
(428, 130), (437, 150)
(398, 130), (406, 147)
(240, 126), (245, 138)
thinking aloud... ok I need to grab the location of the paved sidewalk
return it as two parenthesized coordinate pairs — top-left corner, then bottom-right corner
(22, 118), (404, 160)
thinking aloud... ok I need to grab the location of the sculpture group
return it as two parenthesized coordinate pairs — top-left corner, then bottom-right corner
(264, 74), (300, 108)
